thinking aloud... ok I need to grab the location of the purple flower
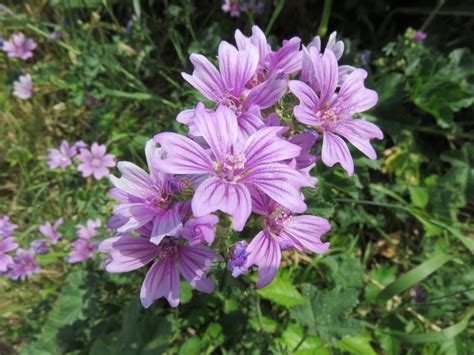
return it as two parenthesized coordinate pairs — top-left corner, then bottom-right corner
(180, 41), (287, 138)
(109, 140), (189, 245)
(13, 74), (33, 100)
(39, 218), (63, 244)
(47, 140), (78, 169)
(360, 50), (371, 66)
(411, 284), (428, 304)
(245, 191), (330, 287)
(48, 31), (61, 42)
(2, 33), (37, 60)
(222, 0), (241, 16)
(0, 216), (18, 238)
(65, 239), (98, 263)
(99, 235), (222, 308)
(303, 32), (355, 87)
(227, 240), (250, 277)
(413, 31), (427, 42)
(30, 239), (49, 255)
(0, 237), (18, 272)
(76, 218), (101, 240)
(155, 104), (313, 231)
(76, 143), (116, 180)
(289, 48), (383, 176)
(180, 214), (219, 246)
(8, 249), (41, 280)
(234, 25), (302, 87)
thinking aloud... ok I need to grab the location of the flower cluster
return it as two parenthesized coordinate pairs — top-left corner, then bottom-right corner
(99, 26), (382, 308)
(222, 0), (264, 17)
(47, 140), (116, 180)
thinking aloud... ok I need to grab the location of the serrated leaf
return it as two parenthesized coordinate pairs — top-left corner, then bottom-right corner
(335, 334), (377, 355)
(290, 285), (361, 344)
(256, 272), (304, 308)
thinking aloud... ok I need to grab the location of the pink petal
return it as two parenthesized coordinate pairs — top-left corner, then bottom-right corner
(218, 41), (258, 97)
(99, 236), (160, 272)
(154, 132), (213, 175)
(182, 54), (225, 102)
(194, 103), (239, 161)
(244, 127), (301, 167)
(192, 177), (251, 231)
(313, 48), (338, 105)
(337, 69), (378, 114)
(245, 163), (310, 213)
(288, 80), (320, 109)
(245, 78), (286, 109)
(150, 208), (183, 245)
(246, 230), (281, 288)
(140, 257), (180, 308)
(321, 131), (354, 176)
(281, 215), (330, 254)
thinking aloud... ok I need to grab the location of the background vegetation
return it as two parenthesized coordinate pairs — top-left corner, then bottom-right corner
(1, 0), (473, 353)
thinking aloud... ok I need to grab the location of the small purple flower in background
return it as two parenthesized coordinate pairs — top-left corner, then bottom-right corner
(99, 235), (222, 308)
(47, 31), (61, 43)
(0, 216), (18, 238)
(76, 143), (116, 180)
(13, 74), (33, 100)
(125, 15), (137, 33)
(47, 140), (78, 169)
(0, 237), (18, 272)
(2, 32), (37, 60)
(410, 284), (428, 304)
(39, 218), (63, 244)
(227, 240), (250, 277)
(412, 31), (427, 42)
(8, 249), (41, 280)
(360, 50), (371, 66)
(65, 239), (98, 264)
(245, 191), (330, 287)
(76, 218), (101, 240)
(84, 95), (102, 107)
(30, 240), (49, 255)
(0, 5), (14, 17)
(222, 0), (241, 17)
(0, 38), (4, 48)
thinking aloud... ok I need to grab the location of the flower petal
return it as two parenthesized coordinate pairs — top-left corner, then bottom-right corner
(182, 54), (225, 102)
(281, 215), (330, 254)
(154, 132), (214, 175)
(192, 177), (251, 231)
(140, 257), (180, 308)
(321, 131), (354, 176)
(150, 208), (183, 245)
(246, 230), (281, 288)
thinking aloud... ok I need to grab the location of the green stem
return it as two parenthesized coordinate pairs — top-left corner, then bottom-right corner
(292, 328), (308, 352)
(420, 0), (446, 32)
(265, 0), (286, 36)
(318, 0), (333, 37)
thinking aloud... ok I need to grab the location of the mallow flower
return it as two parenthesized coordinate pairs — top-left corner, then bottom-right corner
(108, 140), (189, 245)
(66, 239), (98, 263)
(76, 218), (101, 240)
(0, 216), (18, 238)
(39, 218), (63, 244)
(155, 104), (313, 231)
(289, 48), (383, 176)
(13, 74), (33, 100)
(227, 240), (250, 277)
(234, 25), (302, 87)
(47, 140), (78, 169)
(0, 237), (18, 272)
(99, 233), (222, 308)
(245, 190), (330, 287)
(180, 41), (286, 138)
(30, 240), (49, 255)
(76, 143), (116, 180)
(2, 32), (37, 60)
(7, 249), (41, 280)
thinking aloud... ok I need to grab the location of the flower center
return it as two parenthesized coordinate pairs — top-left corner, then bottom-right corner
(148, 181), (173, 210)
(217, 153), (247, 181)
(266, 208), (293, 235)
(158, 238), (178, 259)
(91, 158), (102, 167)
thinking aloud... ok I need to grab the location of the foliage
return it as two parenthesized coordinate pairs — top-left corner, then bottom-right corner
(1, 0), (473, 354)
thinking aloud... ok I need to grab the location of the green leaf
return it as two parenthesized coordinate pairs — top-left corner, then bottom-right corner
(321, 256), (364, 289)
(377, 254), (453, 302)
(290, 285), (361, 344)
(409, 186), (429, 209)
(256, 271), (304, 308)
(178, 338), (202, 355)
(335, 334), (377, 355)
(365, 265), (397, 303)
(278, 323), (329, 355)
